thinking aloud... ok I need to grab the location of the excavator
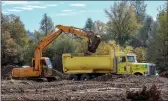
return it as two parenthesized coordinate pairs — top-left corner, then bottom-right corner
(11, 25), (101, 81)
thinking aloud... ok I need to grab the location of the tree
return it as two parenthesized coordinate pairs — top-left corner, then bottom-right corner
(155, 8), (168, 72)
(23, 39), (36, 65)
(1, 14), (29, 48)
(32, 30), (45, 44)
(93, 20), (106, 35)
(131, 0), (147, 24)
(27, 30), (33, 36)
(127, 1), (147, 48)
(1, 13), (4, 23)
(40, 13), (54, 35)
(133, 47), (146, 62)
(146, 21), (158, 63)
(105, 1), (141, 46)
(146, 3), (168, 73)
(84, 18), (95, 31)
(1, 14), (30, 65)
(138, 15), (154, 47)
(1, 31), (18, 65)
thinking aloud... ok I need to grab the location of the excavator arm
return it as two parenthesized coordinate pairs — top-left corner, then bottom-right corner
(34, 25), (101, 73)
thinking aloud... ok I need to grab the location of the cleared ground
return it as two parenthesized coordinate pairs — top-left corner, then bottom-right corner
(1, 75), (168, 101)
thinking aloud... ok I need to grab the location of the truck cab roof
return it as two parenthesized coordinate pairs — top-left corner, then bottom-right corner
(127, 53), (136, 56)
(116, 52), (136, 56)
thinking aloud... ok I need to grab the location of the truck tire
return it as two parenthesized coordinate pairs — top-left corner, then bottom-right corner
(80, 74), (90, 81)
(69, 74), (79, 81)
(134, 72), (143, 76)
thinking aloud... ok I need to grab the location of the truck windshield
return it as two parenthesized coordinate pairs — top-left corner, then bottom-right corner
(127, 56), (136, 62)
(45, 58), (53, 68)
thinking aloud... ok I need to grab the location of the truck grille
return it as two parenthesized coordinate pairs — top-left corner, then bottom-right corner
(148, 64), (156, 75)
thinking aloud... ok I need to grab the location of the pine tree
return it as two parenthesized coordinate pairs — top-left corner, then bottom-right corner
(40, 13), (54, 35)
(84, 18), (95, 31)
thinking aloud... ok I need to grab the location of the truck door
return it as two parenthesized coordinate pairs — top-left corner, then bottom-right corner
(117, 56), (128, 74)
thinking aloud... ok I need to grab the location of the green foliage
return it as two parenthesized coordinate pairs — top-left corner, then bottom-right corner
(133, 47), (146, 62)
(93, 20), (106, 35)
(122, 45), (134, 53)
(128, 1), (151, 48)
(146, 22), (158, 62)
(84, 18), (95, 31)
(23, 39), (36, 65)
(104, 1), (141, 46)
(131, 0), (147, 24)
(1, 14), (29, 48)
(75, 37), (88, 54)
(154, 9), (168, 72)
(1, 31), (18, 65)
(32, 30), (45, 44)
(146, 3), (168, 73)
(93, 40), (146, 63)
(40, 13), (54, 35)
(138, 15), (154, 47)
(1, 14), (30, 66)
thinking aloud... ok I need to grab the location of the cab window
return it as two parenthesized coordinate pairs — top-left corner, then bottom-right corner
(118, 56), (126, 63)
(32, 59), (47, 67)
(41, 60), (47, 66)
(127, 56), (135, 62)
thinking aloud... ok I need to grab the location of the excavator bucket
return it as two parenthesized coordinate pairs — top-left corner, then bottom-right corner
(87, 34), (101, 53)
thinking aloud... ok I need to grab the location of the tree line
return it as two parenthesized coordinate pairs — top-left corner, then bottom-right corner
(1, 1), (168, 73)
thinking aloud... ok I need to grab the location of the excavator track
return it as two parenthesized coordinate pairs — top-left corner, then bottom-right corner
(12, 76), (60, 82)
(29, 76), (60, 82)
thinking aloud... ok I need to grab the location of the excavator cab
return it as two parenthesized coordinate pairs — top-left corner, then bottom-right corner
(32, 57), (53, 76)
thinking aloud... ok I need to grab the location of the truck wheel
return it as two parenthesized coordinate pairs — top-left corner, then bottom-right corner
(80, 74), (90, 81)
(134, 72), (143, 76)
(69, 74), (79, 81)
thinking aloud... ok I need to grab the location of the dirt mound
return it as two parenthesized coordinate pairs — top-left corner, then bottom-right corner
(1, 65), (15, 80)
(160, 71), (168, 78)
(126, 84), (162, 101)
(93, 74), (131, 81)
(112, 75), (168, 83)
(1, 75), (168, 101)
(93, 74), (168, 83)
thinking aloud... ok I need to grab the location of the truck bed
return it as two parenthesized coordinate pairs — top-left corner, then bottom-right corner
(62, 54), (114, 74)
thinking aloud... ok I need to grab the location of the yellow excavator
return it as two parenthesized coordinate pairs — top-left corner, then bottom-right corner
(11, 25), (101, 81)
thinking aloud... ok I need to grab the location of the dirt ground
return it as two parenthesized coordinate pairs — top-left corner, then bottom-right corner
(1, 75), (168, 101)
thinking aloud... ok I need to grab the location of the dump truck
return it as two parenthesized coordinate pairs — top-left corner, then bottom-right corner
(11, 25), (101, 81)
(62, 45), (156, 80)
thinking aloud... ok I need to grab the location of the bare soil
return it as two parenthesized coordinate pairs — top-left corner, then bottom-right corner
(1, 65), (14, 80)
(1, 75), (168, 101)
